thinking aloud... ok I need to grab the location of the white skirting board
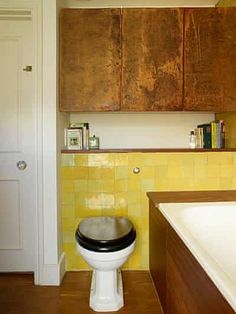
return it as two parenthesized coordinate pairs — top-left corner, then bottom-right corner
(38, 252), (66, 286)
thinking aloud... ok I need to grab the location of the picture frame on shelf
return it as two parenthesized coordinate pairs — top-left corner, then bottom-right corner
(66, 127), (83, 150)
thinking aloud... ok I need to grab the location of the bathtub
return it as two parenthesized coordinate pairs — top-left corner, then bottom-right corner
(159, 202), (236, 312)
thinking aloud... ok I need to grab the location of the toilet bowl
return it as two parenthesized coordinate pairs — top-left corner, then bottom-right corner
(75, 216), (136, 312)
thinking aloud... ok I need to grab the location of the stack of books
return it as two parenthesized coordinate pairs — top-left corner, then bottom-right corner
(65, 122), (90, 150)
(195, 120), (225, 149)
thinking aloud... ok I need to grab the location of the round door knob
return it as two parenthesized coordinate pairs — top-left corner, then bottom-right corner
(17, 161), (27, 170)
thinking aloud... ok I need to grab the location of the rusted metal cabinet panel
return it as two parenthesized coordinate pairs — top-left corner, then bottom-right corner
(122, 9), (183, 111)
(184, 8), (236, 112)
(60, 9), (121, 111)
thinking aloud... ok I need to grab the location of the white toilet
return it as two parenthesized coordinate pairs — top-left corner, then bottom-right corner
(75, 216), (136, 312)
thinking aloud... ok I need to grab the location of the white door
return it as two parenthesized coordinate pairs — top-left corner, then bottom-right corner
(0, 10), (36, 272)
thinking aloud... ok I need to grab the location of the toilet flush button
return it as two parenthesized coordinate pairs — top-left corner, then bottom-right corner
(133, 167), (140, 174)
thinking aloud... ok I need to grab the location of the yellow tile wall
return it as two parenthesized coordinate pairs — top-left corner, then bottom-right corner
(62, 152), (236, 271)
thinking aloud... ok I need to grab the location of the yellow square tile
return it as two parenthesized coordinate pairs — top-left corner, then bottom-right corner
(62, 204), (75, 219)
(88, 180), (101, 192)
(193, 153), (208, 165)
(220, 177), (233, 189)
(127, 191), (141, 205)
(155, 165), (168, 180)
(84, 192), (104, 210)
(65, 257), (79, 271)
(168, 154), (183, 165)
(128, 153), (144, 166)
(141, 153), (158, 166)
(62, 180), (74, 193)
(88, 167), (101, 179)
(62, 192), (75, 205)
(63, 231), (75, 244)
(128, 204), (142, 217)
(219, 153), (233, 165)
(233, 154), (236, 166)
(141, 193), (149, 209)
(115, 153), (128, 166)
(115, 166), (128, 180)
(207, 165), (220, 178)
(74, 167), (88, 179)
(61, 154), (75, 167)
(100, 179), (114, 193)
(114, 207), (128, 216)
(154, 178), (170, 191)
(232, 178), (236, 189)
(75, 154), (88, 167)
(166, 166), (183, 178)
(77, 207), (103, 218)
(62, 167), (77, 180)
(88, 154), (114, 167)
(88, 154), (104, 167)
(77, 256), (90, 270)
(115, 192), (128, 208)
(127, 253), (141, 269)
(154, 153), (169, 165)
(100, 167), (114, 179)
(181, 165), (194, 178)
(141, 166), (155, 179)
(141, 179), (155, 192)
(207, 153), (222, 165)
(202, 177), (220, 189)
(167, 178), (194, 191)
(128, 179), (141, 191)
(180, 153), (195, 166)
(220, 165), (234, 177)
(194, 178), (208, 190)
(75, 192), (87, 209)
(102, 208), (115, 216)
(74, 180), (88, 192)
(194, 164), (208, 179)
(114, 179), (128, 192)
(63, 218), (78, 232)
(100, 193), (115, 208)
(63, 242), (75, 253)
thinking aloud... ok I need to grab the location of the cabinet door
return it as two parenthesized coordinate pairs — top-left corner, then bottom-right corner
(122, 9), (183, 111)
(60, 9), (121, 111)
(184, 8), (236, 112)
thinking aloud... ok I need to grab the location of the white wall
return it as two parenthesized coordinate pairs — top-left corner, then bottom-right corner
(70, 112), (215, 149)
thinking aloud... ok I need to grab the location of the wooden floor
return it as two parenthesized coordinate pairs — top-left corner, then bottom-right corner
(0, 271), (163, 314)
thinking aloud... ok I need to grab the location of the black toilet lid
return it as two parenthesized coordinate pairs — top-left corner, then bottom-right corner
(75, 217), (136, 252)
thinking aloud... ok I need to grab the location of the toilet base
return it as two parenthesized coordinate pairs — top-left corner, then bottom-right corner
(90, 269), (124, 312)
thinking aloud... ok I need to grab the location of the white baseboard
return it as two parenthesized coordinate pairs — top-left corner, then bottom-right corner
(39, 252), (66, 286)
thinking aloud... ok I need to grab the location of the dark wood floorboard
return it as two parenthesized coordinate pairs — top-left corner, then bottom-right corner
(0, 271), (163, 314)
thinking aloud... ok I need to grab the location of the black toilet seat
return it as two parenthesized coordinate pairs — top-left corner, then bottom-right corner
(75, 217), (136, 252)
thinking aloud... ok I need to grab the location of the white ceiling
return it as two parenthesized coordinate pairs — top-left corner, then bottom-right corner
(63, 0), (220, 8)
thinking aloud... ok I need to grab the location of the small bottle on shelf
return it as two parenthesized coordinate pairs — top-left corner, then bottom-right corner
(189, 130), (196, 149)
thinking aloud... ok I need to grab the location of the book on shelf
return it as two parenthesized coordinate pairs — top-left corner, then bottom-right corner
(197, 123), (212, 149)
(197, 120), (225, 149)
(195, 127), (203, 148)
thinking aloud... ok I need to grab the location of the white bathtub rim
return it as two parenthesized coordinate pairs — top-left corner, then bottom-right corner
(158, 201), (236, 312)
